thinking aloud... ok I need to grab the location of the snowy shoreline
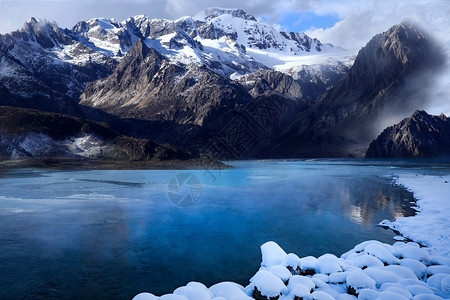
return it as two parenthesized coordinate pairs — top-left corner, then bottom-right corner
(380, 174), (450, 256)
(133, 174), (450, 300)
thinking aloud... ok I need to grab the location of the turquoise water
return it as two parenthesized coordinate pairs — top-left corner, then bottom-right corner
(0, 159), (447, 299)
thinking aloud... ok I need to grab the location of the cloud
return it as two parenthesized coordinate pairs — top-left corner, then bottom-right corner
(305, 0), (450, 51)
(0, 0), (312, 33)
(0, 0), (448, 116)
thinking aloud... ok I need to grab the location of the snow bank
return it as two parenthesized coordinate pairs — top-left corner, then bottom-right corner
(379, 174), (450, 256)
(134, 240), (450, 300)
(260, 241), (287, 268)
(134, 174), (450, 299)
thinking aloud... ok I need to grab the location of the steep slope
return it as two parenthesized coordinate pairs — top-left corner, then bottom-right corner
(0, 106), (189, 162)
(0, 18), (117, 109)
(365, 110), (450, 158)
(80, 39), (251, 126)
(0, 8), (345, 118)
(271, 21), (445, 157)
(195, 8), (336, 55)
(239, 60), (350, 102)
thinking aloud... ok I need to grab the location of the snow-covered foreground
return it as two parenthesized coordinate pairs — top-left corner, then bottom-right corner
(133, 174), (450, 300)
(380, 174), (450, 256)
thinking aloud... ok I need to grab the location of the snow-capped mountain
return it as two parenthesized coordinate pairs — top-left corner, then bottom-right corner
(0, 10), (443, 160)
(66, 8), (349, 75)
(195, 8), (335, 54)
(0, 7), (351, 113)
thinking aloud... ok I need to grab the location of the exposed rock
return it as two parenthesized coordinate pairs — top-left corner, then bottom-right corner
(80, 40), (251, 126)
(195, 8), (337, 54)
(269, 21), (445, 158)
(201, 8), (257, 22)
(0, 106), (190, 162)
(239, 62), (349, 102)
(365, 110), (450, 158)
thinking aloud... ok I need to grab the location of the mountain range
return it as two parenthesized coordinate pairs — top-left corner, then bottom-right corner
(0, 8), (447, 162)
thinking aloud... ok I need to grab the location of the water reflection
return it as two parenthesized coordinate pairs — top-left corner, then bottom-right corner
(0, 161), (432, 300)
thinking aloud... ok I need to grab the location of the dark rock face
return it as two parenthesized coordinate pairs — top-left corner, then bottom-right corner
(202, 8), (257, 22)
(0, 14), (445, 161)
(365, 110), (450, 158)
(202, 95), (308, 159)
(80, 40), (251, 126)
(239, 64), (349, 102)
(269, 21), (445, 157)
(0, 19), (117, 111)
(309, 21), (444, 143)
(0, 106), (188, 161)
(240, 70), (305, 99)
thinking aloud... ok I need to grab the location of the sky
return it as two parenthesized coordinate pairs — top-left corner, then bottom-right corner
(0, 0), (448, 50)
(0, 0), (449, 114)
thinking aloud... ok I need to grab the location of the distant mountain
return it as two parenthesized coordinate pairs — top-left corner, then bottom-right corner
(366, 110), (450, 158)
(0, 9), (445, 161)
(0, 8), (344, 113)
(268, 21), (445, 158)
(194, 8), (337, 55)
(80, 38), (251, 126)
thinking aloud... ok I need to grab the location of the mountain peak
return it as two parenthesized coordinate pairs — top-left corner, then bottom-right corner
(196, 7), (257, 22)
(20, 17), (71, 48)
(366, 110), (450, 158)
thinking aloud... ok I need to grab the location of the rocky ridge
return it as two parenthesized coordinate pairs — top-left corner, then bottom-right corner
(366, 110), (450, 158)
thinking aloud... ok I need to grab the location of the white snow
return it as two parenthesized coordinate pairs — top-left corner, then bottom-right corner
(347, 253), (385, 269)
(260, 241), (287, 268)
(62, 134), (107, 158)
(173, 285), (212, 300)
(379, 174), (450, 256)
(158, 295), (189, 300)
(299, 256), (318, 272)
(132, 293), (158, 300)
(346, 270), (376, 291)
(287, 275), (315, 291)
(400, 259), (428, 278)
(249, 270), (288, 297)
(209, 282), (250, 300)
(406, 284), (435, 296)
(269, 265), (292, 282)
(287, 283), (311, 298)
(317, 253), (343, 274)
(246, 48), (355, 71)
(134, 240), (450, 300)
(364, 243), (400, 265)
(281, 253), (302, 270)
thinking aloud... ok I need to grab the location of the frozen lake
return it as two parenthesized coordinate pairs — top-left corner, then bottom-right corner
(0, 159), (448, 299)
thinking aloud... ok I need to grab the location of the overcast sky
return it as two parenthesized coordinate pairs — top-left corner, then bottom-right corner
(0, 0), (449, 114)
(0, 0), (448, 50)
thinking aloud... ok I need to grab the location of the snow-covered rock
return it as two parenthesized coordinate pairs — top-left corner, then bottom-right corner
(134, 240), (450, 300)
(260, 241), (287, 268)
(132, 293), (158, 300)
(249, 270), (288, 298)
(287, 275), (315, 292)
(346, 270), (376, 293)
(317, 253), (343, 274)
(269, 265), (292, 282)
(1, 8), (350, 108)
(209, 282), (250, 300)
(173, 284), (213, 300)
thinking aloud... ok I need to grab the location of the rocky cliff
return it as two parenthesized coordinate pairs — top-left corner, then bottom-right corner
(366, 110), (450, 158)
(269, 21), (445, 157)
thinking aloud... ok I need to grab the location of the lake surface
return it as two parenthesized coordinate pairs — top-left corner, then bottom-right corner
(0, 159), (449, 299)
